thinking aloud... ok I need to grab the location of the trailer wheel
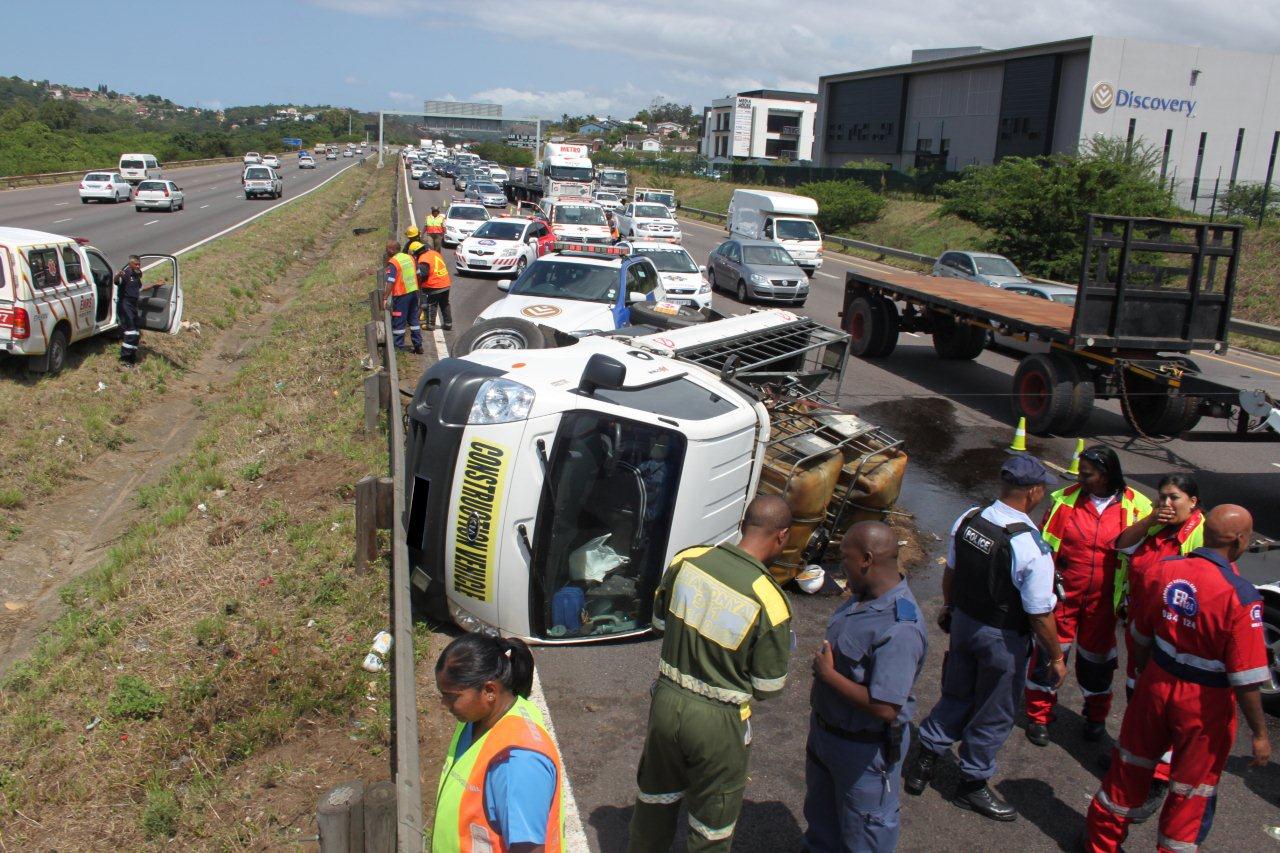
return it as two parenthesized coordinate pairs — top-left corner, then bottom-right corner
(1057, 363), (1097, 435)
(454, 318), (548, 354)
(1012, 353), (1075, 435)
(1120, 376), (1199, 438)
(932, 318), (987, 360)
(847, 296), (899, 358)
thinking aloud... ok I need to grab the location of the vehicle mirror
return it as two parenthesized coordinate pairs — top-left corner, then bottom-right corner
(579, 353), (627, 395)
(497, 279), (513, 292)
(627, 291), (648, 304)
(699, 265), (707, 274)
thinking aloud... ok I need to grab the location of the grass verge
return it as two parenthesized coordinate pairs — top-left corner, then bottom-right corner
(0, 162), (370, 526)
(0, 162), (408, 849)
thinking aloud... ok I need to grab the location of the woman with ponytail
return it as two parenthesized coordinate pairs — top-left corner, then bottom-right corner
(432, 634), (564, 853)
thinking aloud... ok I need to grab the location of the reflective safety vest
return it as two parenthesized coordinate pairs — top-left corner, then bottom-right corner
(389, 252), (418, 296)
(424, 213), (446, 233)
(1041, 483), (1152, 612)
(419, 249), (452, 289)
(1114, 509), (1206, 613)
(433, 695), (564, 853)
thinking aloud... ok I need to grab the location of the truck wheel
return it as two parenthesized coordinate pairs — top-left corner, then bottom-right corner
(628, 301), (709, 330)
(1012, 353), (1075, 435)
(454, 318), (548, 354)
(847, 296), (898, 358)
(932, 319), (987, 359)
(1120, 376), (1198, 437)
(1261, 603), (1280, 714)
(1057, 359), (1097, 435)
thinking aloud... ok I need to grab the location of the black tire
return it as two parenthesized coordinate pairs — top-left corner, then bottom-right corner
(515, 257), (527, 275)
(932, 316), (988, 359)
(1057, 359), (1096, 436)
(136, 206), (144, 212)
(1261, 603), (1280, 714)
(454, 317), (549, 353)
(1120, 375), (1199, 438)
(848, 296), (888, 358)
(736, 279), (749, 304)
(81, 198), (88, 204)
(628, 301), (709, 330)
(707, 268), (717, 292)
(1012, 353), (1075, 435)
(30, 324), (69, 375)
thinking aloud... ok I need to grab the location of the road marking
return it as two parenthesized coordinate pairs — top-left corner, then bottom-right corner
(1200, 352), (1280, 380)
(817, 272), (839, 279)
(209, 186), (217, 190)
(529, 667), (588, 851)
(199, 204), (210, 209)
(400, 166), (453, 358)
(54, 201), (69, 206)
(144, 219), (159, 226)
(52, 218), (71, 224)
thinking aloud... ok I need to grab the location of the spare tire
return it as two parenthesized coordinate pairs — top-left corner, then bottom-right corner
(454, 318), (549, 354)
(627, 301), (710, 330)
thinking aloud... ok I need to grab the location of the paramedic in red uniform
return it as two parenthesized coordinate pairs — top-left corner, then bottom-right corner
(1108, 474), (1207, 821)
(1025, 446), (1151, 746)
(1086, 504), (1271, 853)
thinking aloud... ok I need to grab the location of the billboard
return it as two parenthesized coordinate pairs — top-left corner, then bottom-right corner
(732, 97), (754, 157)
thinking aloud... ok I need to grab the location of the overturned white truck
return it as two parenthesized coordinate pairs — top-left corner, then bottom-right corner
(404, 310), (908, 643)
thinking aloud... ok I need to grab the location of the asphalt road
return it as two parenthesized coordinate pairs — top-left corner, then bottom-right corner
(0, 153), (364, 265)
(405, 174), (1280, 851)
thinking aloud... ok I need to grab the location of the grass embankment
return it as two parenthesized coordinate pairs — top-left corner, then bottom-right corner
(0, 163), (407, 848)
(0, 163), (369, 530)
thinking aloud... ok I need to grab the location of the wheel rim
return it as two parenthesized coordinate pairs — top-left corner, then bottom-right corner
(1263, 622), (1280, 696)
(1019, 370), (1049, 417)
(471, 329), (527, 350)
(851, 309), (867, 343)
(516, 258), (527, 273)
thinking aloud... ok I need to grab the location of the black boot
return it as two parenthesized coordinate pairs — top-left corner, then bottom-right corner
(904, 748), (941, 796)
(1083, 720), (1107, 742)
(1026, 722), (1050, 747)
(423, 304), (435, 331)
(952, 780), (1017, 821)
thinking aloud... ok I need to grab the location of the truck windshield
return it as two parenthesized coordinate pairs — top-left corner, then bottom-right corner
(549, 165), (594, 182)
(510, 260), (618, 303)
(599, 172), (626, 185)
(975, 256), (1021, 277)
(533, 412), (685, 639)
(775, 219), (820, 241)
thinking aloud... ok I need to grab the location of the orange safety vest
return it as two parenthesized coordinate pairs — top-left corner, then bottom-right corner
(419, 249), (452, 289)
(424, 213), (446, 234)
(388, 252), (418, 296)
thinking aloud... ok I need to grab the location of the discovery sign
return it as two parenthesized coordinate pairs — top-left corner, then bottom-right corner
(1091, 81), (1196, 117)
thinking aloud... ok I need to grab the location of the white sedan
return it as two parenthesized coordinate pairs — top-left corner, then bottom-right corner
(614, 202), (682, 242)
(133, 179), (184, 212)
(262, 154), (281, 169)
(442, 203), (491, 246)
(79, 172), (132, 203)
(620, 241), (713, 310)
(455, 217), (545, 277)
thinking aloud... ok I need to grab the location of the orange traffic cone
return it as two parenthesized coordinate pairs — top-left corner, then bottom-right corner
(1066, 438), (1085, 475)
(1009, 417), (1028, 452)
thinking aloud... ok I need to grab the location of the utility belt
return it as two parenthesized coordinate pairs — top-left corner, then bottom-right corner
(814, 714), (904, 765)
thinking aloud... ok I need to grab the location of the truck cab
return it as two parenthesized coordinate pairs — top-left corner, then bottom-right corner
(728, 189), (823, 275)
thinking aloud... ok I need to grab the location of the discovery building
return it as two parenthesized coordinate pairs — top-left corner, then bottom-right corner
(813, 36), (1280, 208)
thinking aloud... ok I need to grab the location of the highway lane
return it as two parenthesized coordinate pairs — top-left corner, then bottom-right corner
(0, 153), (365, 264)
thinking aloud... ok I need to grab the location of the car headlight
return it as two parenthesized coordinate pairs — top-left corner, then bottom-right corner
(468, 378), (535, 424)
(500, 247), (518, 257)
(750, 273), (770, 285)
(698, 282), (711, 294)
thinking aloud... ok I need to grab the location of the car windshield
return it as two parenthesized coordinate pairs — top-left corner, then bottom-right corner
(472, 222), (525, 240)
(743, 245), (797, 266)
(449, 207), (488, 221)
(975, 256), (1021, 277)
(510, 259), (618, 303)
(776, 219), (821, 241)
(245, 168), (272, 180)
(85, 173), (111, 182)
(553, 206), (607, 226)
(1050, 292), (1078, 305)
(138, 181), (166, 191)
(635, 248), (697, 273)
(634, 204), (671, 219)
(475, 183), (501, 194)
(121, 160), (144, 169)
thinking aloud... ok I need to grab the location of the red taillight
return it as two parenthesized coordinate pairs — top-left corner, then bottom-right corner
(80, 183), (86, 189)
(163, 186), (169, 197)
(1, 307), (31, 340)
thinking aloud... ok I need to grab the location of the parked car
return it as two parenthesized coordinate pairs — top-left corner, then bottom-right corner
(78, 172), (132, 203)
(466, 182), (508, 208)
(932, 250), (1031, 288)
(262, 154), (281, 170)
(619, 240), (712, 310)
(242, 165), (283, 200)
(707, 238), (808, 306)
(442, 202), (491, 246)
(990, 282), (1079, 353)
(410, 161), (429, 180)
(133, 179), (185, 212)
(593, 191), (623, 212)
(417, 172), (441, 190)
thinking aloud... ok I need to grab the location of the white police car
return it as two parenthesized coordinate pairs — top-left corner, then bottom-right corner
(442, 201), (491, 247)
(454, 243), (708, 353)
(620, 240), (712, 310)
(455, 217), (549, 277)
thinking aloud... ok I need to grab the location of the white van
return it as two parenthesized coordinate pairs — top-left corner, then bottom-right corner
(118, 154), (162, 184)
(0, 228), (184, 374)
(726, 189), (823, 275)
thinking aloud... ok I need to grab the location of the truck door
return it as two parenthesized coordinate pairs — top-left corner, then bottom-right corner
(137, 254), (184, 334)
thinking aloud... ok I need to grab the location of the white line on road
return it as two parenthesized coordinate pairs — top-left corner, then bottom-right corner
(199, 204), (210, 209)
(209, 186), (217, 190)
(54, 201), (69, 206)
(401, 166), (453, 359)
(817, 272), (839, 279)
(144, 219), (159, 226)
(529, 668), (589, 851)
(52, 218), (71, 224)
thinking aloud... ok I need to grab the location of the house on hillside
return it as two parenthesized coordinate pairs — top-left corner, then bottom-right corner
(623, 134), (662, 152)
(665, 141), (698, 153)
(652, 121), (683, 136)
(49, 88), (63, 100)
(303, 113), (317, 122)
(579, 122), (608, 135)
(68, 90), (93, 102)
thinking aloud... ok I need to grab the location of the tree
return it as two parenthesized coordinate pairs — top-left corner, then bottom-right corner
(37, 99), (82, 130)
(0, 101), (36, 130)
(1219, 182), (1277, 221)
(939, 138), (1172, 279)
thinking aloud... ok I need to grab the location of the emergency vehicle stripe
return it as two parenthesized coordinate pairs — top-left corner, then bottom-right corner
(1076, 646), (1118, 663)
(1227, 665), (1271, 686)
(1116, 747), (1157, 769)
(1079, 685), (1112, 697)
(1157, 834), (1199, 852)
(689, 814), (735, 841)
(1025, 676), (1058, 693)
(1169, 781), (1216, 797)
(637, 790), (683, 804)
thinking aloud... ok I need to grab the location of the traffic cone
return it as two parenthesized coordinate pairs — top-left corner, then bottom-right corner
(1009, 417), (1028, 452)
(1066, 438), (1085, 475)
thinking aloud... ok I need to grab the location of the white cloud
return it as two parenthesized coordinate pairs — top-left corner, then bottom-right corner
(468, 87), (620, 117)
(344, 75), (361, 85)
(387, 90), (420, 104)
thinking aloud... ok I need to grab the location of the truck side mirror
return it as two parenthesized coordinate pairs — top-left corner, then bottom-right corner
(579, 354), (626, 395)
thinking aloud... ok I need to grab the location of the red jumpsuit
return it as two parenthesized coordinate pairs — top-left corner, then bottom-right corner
(1086, 549), (1269, 853)
(1026, 487), (1148, 725)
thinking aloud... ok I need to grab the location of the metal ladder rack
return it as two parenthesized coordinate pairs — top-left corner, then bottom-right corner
(669, 316), (851, 398)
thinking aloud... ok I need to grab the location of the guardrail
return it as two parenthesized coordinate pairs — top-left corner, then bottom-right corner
(0, 155), (246, 190)
(674, 203), (1280, 346)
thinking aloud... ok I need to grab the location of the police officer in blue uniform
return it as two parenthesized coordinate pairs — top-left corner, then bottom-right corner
(904, 454), (1066, 821)
(805, 521), (927, 852)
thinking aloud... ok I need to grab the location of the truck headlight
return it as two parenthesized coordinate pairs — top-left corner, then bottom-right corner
(468, 378), (535, 424)
(750, 273), (770, 285)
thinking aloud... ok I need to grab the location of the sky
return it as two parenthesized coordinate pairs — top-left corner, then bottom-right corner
(6, 0), (1280, 119)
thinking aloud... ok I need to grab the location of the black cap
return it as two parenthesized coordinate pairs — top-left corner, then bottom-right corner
(1000, 453), (1058, 486)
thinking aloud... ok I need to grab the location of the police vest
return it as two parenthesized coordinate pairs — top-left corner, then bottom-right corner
(1041, 484), (1152, 613)
(389, 252), (418, 296)
(420, 250), (452, 289)
(424, 214), (446, 233)
(951, 508), (1034, 633)
(433, 695), (564, 853)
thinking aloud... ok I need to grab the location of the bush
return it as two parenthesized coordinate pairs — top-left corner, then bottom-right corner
(939, 137), (1172, 280)
(141, 783), (180, 839)
(1219, 183), (1278, 220)
(107, 675), (165, 719)
(794, 181), (886, 231)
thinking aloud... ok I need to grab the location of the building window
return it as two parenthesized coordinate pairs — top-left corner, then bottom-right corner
(916, 138), (933, 152)
(764, 139), (798, 159)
